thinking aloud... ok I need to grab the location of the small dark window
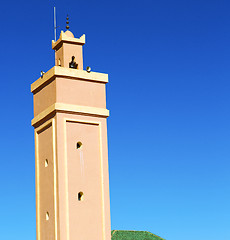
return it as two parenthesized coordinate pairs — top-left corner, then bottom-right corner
(78, 192), (84, 201)
(76, 142), (82, 149)
(69, 56), (78, 69)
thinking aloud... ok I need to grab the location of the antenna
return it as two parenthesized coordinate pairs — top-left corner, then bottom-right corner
(54, 7), (57, 42)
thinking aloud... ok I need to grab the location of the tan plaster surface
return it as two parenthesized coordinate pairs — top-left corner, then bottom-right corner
(32, 67), (108, 117)
(32, 103), (109, 126)
(52, 31), (85, 50)
(52, 31), (85, 69)
(55, 112), (111, 240)
(32, 30), (111, 240)
(31, 66), (108, 93)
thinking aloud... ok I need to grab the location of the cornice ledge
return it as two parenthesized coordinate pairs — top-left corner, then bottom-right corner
(31, 66), (108, 93)
(32, 103), (109, 126)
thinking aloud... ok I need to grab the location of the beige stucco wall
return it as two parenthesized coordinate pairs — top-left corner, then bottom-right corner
(32, 30), (111, 240)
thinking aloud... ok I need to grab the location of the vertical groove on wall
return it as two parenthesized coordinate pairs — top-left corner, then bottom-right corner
(35, 131), (41, 240)
(99, 123), (106, 240)
(53, 118), (58, 240)
(64, 118), (70, 240)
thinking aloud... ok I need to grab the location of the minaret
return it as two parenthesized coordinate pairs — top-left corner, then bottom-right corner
(31, 22), (111, 240)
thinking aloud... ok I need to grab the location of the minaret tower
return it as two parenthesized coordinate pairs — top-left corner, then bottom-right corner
(31, 23), (111, 240)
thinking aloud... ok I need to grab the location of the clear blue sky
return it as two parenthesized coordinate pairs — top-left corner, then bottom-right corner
(0, 1), (230, 240)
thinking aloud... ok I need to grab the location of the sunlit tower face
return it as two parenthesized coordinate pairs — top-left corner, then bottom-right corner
(31, 29), (111, 240)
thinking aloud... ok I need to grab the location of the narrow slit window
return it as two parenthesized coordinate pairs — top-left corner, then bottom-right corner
(46, 212), (49, 221)
(78, 192), (84, 201)
(45, 159), (48, 167)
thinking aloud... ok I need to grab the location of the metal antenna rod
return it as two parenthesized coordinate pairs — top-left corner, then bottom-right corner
(54, 7), (57, 42)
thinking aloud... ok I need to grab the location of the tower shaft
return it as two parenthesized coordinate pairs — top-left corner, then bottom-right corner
(31, 30), (111, 240)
